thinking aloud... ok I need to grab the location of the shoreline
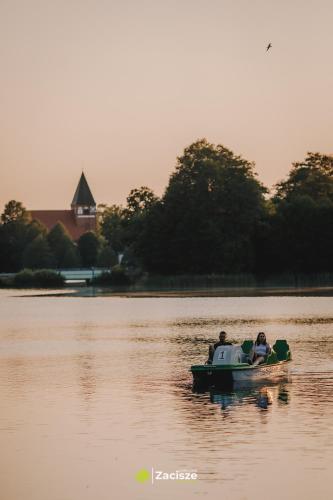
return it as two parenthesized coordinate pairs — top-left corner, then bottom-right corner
(5, 284), (333, 298)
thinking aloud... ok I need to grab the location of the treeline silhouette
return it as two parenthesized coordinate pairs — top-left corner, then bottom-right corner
(1, 139), (333, 276)
(0, 208), (117, 273)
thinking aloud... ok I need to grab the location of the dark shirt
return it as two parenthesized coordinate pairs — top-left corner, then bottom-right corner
(207, 340), (233, 363)
(213, 340), (232, 349)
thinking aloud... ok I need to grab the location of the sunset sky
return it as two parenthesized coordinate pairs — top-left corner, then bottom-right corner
(1, 0), (333, 211)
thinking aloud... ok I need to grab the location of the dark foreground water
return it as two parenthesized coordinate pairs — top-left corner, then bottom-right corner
(0, 290), (332, 500)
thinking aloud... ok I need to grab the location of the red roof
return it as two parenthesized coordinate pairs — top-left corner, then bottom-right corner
(30, 210), (96, 241)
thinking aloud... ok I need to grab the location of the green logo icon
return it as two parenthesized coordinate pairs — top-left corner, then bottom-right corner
(135, 468), (150, 483)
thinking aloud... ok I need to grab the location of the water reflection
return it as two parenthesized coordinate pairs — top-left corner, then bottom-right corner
(210, 384), (289, 410)
(209, 383), (289, 412)
(169, 377), (292, 441)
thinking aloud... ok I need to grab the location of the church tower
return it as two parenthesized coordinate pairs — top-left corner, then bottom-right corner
(71, 172), (97, 230)
(29, 172), (97, 240)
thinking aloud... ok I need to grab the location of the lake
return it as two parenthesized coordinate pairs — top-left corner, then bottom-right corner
(0, 289), (332, 500)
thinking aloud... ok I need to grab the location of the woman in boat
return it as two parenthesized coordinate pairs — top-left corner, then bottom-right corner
(249, 332), (271, 365)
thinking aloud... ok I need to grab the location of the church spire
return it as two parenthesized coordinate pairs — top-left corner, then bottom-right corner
(71, 172), (96, 208)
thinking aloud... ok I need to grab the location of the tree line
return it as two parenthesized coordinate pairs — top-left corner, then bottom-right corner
(1, 139), (333, 275)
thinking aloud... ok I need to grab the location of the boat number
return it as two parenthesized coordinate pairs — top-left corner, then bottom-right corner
(218, 351), (225, 359)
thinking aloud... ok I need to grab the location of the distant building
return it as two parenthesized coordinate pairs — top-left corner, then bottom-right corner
(30, 173), (97, 240)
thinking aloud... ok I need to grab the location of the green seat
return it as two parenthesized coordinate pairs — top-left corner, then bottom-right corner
(241, 340), (253, 355)
(266, 350), (278, 364)
(272, 340), (291, 361)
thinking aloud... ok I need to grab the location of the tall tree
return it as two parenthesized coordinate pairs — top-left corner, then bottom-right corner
(98, 204), (126, 253)
(275, 152), (333, 203)
(123, 187), (159, 257)
(96, 244), (118, 267)
(1, 200), (30, 224)
(125, 187), (158, 216)
(138, 139), (266, 274)
(0, 201), (44, 272)
(22, 235), (55, 269)
(0, 220), (29, 272)
(47, 223), (80, 268)
(269, 152), (333, 273)
(78, 231), (101, 267)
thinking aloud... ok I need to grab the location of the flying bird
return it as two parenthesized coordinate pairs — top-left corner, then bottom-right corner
(266, 43), (272, 52)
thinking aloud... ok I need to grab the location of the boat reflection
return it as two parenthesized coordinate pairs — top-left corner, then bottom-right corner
(207, 381), (290, 411)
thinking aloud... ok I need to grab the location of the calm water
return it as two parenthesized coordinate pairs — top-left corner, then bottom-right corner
(0, 289), (333, 500)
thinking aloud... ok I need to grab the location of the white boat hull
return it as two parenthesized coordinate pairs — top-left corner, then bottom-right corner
(232, 362), (289, 382)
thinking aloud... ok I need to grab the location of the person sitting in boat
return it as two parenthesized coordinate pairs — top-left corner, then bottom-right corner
(207, 331), (233, 364)
(249, 332), (272, 365)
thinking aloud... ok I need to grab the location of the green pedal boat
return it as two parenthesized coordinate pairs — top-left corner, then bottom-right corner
(191, 340), (292, 389)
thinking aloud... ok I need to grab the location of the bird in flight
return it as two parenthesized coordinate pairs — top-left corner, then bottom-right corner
(266, 43), (272, 52)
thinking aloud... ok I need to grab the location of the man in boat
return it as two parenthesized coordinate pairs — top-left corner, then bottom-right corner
(207, 331), (233, 364)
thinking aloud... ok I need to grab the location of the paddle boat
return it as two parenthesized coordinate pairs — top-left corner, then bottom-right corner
(190, 340), (291, 389)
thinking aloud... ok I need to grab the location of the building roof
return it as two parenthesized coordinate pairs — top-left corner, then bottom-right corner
(71, 173), (96, 207)
(30, 210), (96, 241)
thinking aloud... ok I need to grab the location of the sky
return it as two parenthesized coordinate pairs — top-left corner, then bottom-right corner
(1, 0), (333, 211)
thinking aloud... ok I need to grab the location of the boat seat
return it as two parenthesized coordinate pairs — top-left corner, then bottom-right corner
(241, 340), (253, 355)
(266, 350), (278, 364)
(272, 340), (291, 361)
(240, 340), (253, 362)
